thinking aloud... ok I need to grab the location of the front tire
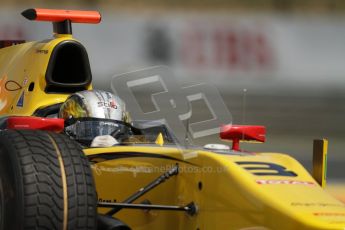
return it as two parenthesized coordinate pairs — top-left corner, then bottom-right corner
(0, 130), (97, 230)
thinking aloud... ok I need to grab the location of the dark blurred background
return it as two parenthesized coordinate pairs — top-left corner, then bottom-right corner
(0, 0), (344, 182)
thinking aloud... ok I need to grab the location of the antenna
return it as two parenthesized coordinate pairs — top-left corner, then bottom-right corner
(184, 101), (192, 147)
(241, 88), (247, 140)
(185, 118), (190, 146)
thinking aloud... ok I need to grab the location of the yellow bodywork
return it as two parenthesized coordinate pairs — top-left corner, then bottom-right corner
(0, 34), (91, 116)
(1, 30), (345, 230)
(85, 146), (345, 230)
(327, 184), (345, 204)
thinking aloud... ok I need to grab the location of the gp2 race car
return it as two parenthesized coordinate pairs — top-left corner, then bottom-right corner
(0, 8), (345, 230)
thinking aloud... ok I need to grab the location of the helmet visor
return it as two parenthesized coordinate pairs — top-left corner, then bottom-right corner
(65, 118), (124, 143)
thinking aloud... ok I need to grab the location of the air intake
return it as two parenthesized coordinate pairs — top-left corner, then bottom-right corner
(45, 40), (92, 93)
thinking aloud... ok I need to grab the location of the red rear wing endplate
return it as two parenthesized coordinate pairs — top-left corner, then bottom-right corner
(21, 8), (101, 24)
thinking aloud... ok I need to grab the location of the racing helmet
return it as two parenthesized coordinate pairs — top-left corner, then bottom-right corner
(59, 90), (130, 143)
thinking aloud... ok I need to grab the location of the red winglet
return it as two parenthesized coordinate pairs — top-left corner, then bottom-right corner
(220, 125), (266, 151)
(7, 116), (65, 133)
(22, 8), (101, 24)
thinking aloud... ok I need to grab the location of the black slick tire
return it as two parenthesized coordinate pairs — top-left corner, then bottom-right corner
(0, 129), (97, 230)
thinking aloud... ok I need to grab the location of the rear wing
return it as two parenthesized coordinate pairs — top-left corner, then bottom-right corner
(21, 8), (101, 34)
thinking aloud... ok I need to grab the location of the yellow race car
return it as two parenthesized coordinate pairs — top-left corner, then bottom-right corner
(0, 8), (344, 230)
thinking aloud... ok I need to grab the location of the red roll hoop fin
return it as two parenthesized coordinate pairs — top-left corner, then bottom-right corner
(21, 8), (101, 24)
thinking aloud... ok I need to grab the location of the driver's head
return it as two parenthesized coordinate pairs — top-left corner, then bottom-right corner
(59, 90), (130, 144)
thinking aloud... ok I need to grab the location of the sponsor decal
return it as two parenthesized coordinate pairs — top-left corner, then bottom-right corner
(35, 49), (48, 54)
(0, 75), (9, 111)
(22, 77), (28, 87)
(236, 161), (298, 177)
(291, 202), (344, 208)
(17, 92), (24, 107)
(98, 198), (117, 203)
(328, 221), (345, 224)
(256, 179), (315, 186)
(88, 152), (198, 166)
(313, 212), (345, 217)
(99, 121), (118, 127)
(110, 100), (117, 108)
(97, 101), (117, 109)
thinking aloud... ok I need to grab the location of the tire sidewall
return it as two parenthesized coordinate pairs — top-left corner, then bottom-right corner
(0, 178), (3, 229)
(0, 131), (24, 230)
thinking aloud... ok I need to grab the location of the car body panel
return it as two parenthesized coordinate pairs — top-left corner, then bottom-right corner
(0, 35), (91, 116)
(85, 146), (345, 229)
